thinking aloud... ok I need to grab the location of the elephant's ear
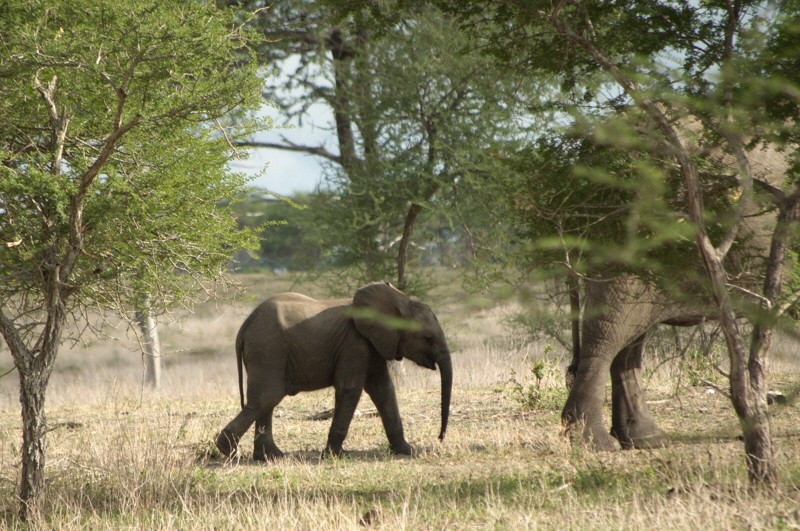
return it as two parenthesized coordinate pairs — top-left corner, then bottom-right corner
(353, 282), (410, 361)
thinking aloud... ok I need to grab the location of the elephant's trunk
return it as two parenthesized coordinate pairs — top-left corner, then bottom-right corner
(437, 351), (452, 441)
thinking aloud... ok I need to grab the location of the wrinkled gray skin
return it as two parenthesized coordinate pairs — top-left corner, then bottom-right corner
(215, 282), (452, 460)
(563, 144), (788, 451)
(564, 277), (707, 451)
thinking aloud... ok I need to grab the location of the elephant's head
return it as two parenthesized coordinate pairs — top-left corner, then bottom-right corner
(353, 282), (452, 441)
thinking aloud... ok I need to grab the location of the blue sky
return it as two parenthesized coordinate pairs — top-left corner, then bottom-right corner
(229, 102), (333, 196)
(229, 59), (336, 197)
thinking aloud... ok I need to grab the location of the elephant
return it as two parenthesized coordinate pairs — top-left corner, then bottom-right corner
(214, 281), (452, 460)
(561, 136), (793, 452)
(563, 276), (710, 451)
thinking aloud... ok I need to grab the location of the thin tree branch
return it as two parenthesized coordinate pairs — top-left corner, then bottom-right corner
(700, 378), (732, 399)
(60, 116), (140, 285)
(727, 283), (772, 309)
(215, 119), (242, 159)
(237, 138), (342, 164)
(0, 308), (30, 362)
(34, 73), (70, 178)
(689, 112), (753, 259)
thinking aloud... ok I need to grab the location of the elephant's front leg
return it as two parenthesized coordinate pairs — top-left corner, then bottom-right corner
(562, 355), (622, 451)
(324, 382), (364, 457)
(253, 407), (284, 461)
(609, 334), (669, 449)
(364, 358), (412, 456)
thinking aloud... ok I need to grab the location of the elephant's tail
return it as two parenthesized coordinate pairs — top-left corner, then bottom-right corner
(437, 351), (452, 441)
(236, 329), (245, 410)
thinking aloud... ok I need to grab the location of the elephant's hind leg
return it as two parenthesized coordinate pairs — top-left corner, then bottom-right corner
(216, 362), (286, 459)
(215, 405), (261, 458)
(609, 334), (669, 449)
(253, 407), (284, 461)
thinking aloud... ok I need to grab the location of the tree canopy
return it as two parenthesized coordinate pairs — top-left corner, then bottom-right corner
(329, 0), (800, 483)
(231, 0), (536, 294)
(419, 0), (800, 282)
(0, 0), (264, 515)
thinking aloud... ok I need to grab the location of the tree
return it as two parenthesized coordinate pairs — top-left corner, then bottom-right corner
(337, 0), (800, 483)
(0, 0), (263, 517)
(451, 0), (800, 484)
(231, 0), (532, 293)
(230, 192), (323, 272)
(135, 292), (162, 389)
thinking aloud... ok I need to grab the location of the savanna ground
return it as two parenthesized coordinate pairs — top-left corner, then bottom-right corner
(1, 272), (799, 530)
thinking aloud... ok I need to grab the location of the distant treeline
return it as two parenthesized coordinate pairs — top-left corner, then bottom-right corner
(229, 191), (479, 276)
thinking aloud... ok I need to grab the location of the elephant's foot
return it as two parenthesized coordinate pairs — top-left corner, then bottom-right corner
(611, 422), (669, 450)
(390, 441), (413, 456)
(253, 434), (284, 461)
(322, 444), (344, 459)
(585, 427), (622, 452)
(214, 429), (240, 458)
(564, 421), (621, 451)
(253, 448), (284, 461)
(562, 411), (622, 452)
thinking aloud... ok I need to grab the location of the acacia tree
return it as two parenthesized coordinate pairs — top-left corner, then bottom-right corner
(231, 0), (531, 293)
(445, 0), (800, 484)
(0, 0), (262, 517)
(337, 0), (800, 483)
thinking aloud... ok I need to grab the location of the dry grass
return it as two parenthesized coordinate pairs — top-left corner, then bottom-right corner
(1, 272), (799, 530)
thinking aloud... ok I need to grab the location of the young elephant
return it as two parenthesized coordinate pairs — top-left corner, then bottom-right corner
(214, 282), (452, 460)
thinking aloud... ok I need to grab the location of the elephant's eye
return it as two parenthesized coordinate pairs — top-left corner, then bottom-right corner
(424, 334), (435, 344)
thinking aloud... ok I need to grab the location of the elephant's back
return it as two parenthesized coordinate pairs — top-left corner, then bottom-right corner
(237, 293), (358, 392)
(241, 292), (352, 345)
(259, 293), (350, 324)
(268, 292), (320, 304)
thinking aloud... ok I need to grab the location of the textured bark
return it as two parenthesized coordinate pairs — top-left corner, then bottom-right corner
(737, 193), (800, 483)
(1, 306), (63, 520)
(18, 370), (50, 517)
(397, 204), (423, 290)
(135, 307), (162, 390)
(327, 27), (362, 177)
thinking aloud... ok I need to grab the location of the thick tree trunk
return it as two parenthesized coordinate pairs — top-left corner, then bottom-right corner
(364, 249), (375, 282)
(327, 27), (361, 176)
(18, 371), (49, 516)
(739, 397), (776, 483)
(736, 305), (776, 485)
(738, 193), (800, 483)
(2, 309), (62, 520)
(135, 292), (162, 390)
(397, 203), (423, 290)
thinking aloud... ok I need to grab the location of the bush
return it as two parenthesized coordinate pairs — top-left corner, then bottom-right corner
(507, 354), (567, 411)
